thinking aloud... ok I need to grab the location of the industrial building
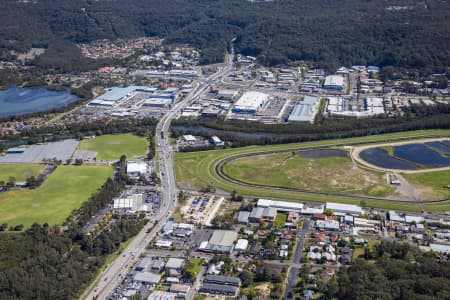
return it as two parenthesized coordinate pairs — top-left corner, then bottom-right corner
(89, 86), (151, 106)
(126, 161), (148, 178)
(288, 96), (320, 123)
(217, 89), (238, 100)
(199, 230), (238, 253)
(326, 97), (344, 113)
(133, 272), (161, 285)
(257, 199), (304, 212)
(112, 194), (145, 212)
(232, 91), (268, 114)
(323, 75), (344, 90)
(325, 202), (362, 215)
(327, 97), (384, 118)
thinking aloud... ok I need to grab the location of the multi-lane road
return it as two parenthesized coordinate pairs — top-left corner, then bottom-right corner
(81, 50), (234, 300)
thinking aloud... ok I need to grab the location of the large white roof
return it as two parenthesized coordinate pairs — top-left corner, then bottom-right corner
(127, 161), (147, 174)
(324, 75), (344, 87)
(257, 199), (304, 211)
(326, 202), (362, 214)
(234, 91), (268, 111)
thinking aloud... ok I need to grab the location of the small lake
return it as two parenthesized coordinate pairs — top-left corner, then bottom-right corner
(299, 149), (347, 158)
(360, 142), (450, 170)
(425, 141), (450, 154)
(394, 144), (450, 168)
(360, 148), (417, 170)
(0, 87), (79, 117)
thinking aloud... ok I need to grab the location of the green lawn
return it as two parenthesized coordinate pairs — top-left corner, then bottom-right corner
(174, 130), (450, 212)
(0, 165), (113, 228)
(223, 151), (393, 197)
(185, 258), (203, 276)
(273, 214), (287, 228)
(424, 202), (450, 213)
(0, 164), (44, 182)
(404, 170), (450, 201)
(79, 133), (148, 160)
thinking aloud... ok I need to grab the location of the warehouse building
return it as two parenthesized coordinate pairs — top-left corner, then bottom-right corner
(199, 283), (239, 296)
(199, 230), (238, 253)
(113, 194), (144, 212)
(133, 272), (161, 285)
(232, 91), (268, 114)
(204, 274), (241, 286)
(126, 161), (148, 178)
(326, 202), (362, 215)
(217, 89), (238, 100)
(288, 96), (320, 123)
(323, 75), (344, 90)
(257, 199), (304, 213)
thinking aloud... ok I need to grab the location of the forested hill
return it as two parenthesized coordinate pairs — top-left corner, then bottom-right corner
(1, 0), (449, 71)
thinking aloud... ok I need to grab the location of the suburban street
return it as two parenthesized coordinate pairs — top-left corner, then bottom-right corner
(81, 49), (234, 300)
(283, 218), (311, 300)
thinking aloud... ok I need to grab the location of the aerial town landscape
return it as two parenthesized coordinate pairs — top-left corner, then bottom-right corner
(0, 1), (449, 300)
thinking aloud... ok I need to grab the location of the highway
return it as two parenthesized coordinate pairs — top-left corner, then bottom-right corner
(81, 48), (234, 300)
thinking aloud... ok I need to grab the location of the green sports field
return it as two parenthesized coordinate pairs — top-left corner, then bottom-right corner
(0, 164), (44, 182)
(223, 151), (393, 197)
(79, 133), (148, 160)
(0, 165), (113, 228)
(174, 129), (450, 212)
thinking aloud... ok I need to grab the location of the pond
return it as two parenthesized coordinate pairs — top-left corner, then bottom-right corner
(425, 141), (450, 154)
(360, 142), (450, 170)
(0, 87), (79, 117)
(359, 148), (417, 170)
(299, 149), (347, 158)
(394, 144), (450, 168)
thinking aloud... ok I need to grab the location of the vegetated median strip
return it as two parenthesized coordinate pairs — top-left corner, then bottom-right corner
(176, 130), (450, 213)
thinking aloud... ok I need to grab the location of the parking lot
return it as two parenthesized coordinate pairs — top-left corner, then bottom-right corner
(180, 195), (224, 225)
(0, 139), (79, 163)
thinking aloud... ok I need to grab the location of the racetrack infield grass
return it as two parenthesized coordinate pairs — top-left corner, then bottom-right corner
(404, 170), (450, 201)
(222, 151), (393, 197)
(0, 164), (44, 182)
(79, 133), (148, 160)
(0, 165), (113, 228)
(173, 129), (450, 212)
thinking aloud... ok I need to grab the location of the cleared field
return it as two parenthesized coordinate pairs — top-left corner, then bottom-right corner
(404, 170), (450, 200)
(0, 165), (113, 228)
(0, 164), (44, 182)
(79, 133), (148, 160)
(174, 130), (450, 212)
(223, 152), (393, 197)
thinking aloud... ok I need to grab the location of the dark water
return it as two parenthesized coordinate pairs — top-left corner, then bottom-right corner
(360, 148), (417, 170)
(299, 149), (347, 158)
(394, 144), (450, 168)
(425, 141), (450, 154)
(0, 87), (79, 117)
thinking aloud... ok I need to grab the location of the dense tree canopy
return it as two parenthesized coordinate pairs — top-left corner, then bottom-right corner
(0, 0), (448, 71)
(328, 241), (450, 300)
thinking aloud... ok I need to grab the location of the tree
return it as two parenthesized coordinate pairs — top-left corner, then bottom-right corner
(325, 208), (334, 216)
(239, 270), (254, 287)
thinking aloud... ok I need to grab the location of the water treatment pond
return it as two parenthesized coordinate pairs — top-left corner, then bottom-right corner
(360, 141), (450, 170)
